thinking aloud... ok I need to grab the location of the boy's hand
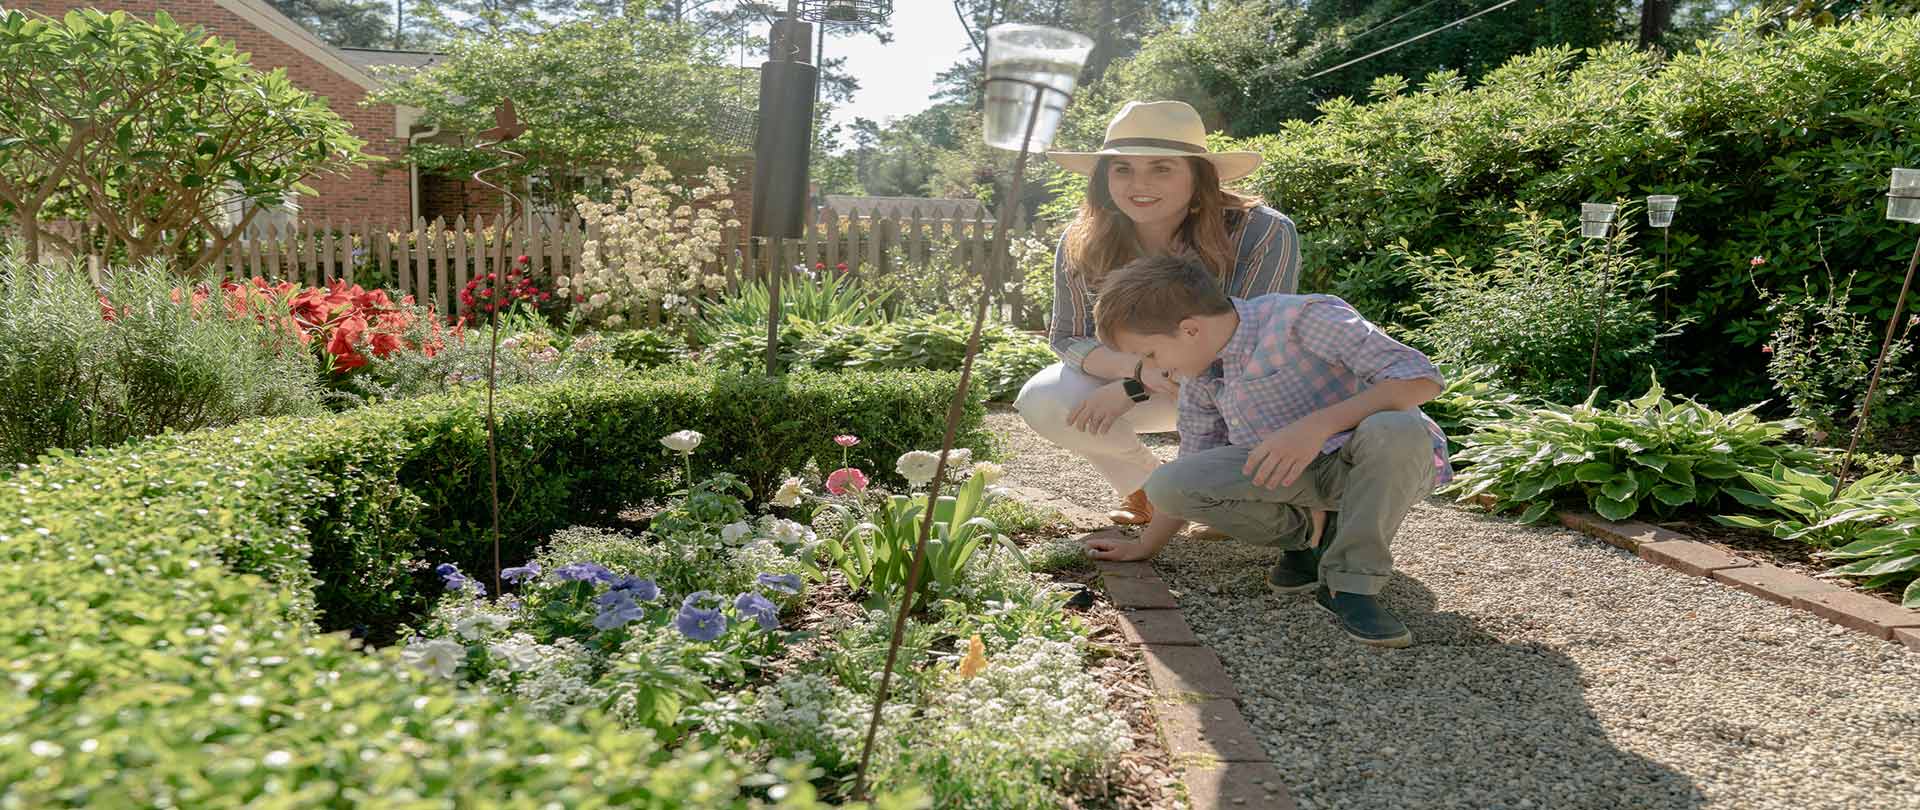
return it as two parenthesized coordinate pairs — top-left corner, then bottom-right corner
(1139, 361), (1180, 396)
(1068, 382), (1137, 435)
(1083, 529), (1162, 561)
(1245, 420), (1333, 489)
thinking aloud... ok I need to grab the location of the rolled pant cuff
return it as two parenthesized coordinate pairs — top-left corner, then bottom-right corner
(1322, 570), (1388, 596)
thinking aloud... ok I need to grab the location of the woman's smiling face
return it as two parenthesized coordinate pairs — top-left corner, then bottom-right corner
(1105, 156), (1195, 230)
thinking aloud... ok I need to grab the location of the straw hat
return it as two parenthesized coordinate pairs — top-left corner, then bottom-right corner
(1046, 100), (1262, 182)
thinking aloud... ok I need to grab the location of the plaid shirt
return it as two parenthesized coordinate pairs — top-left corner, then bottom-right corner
(1178, 295), (1454, 486)
(1050, 205), (1302, 371)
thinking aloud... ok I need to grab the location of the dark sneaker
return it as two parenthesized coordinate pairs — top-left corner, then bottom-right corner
(1265, 547), (1320, 594)
(1313, 585), (1413, 648)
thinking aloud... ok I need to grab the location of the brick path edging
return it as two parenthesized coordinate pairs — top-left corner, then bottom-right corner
(1469, 496), (1920, 651)
(1091, 542), (1300, 810)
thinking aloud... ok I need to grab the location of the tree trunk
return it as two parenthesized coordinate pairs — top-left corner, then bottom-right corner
(15, 210), (40, 265)
(1638, 0), (1673, 49)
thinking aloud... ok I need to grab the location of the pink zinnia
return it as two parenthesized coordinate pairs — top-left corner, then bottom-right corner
(826, 467), (869, 495)
(834, 435), (860, 448)
(1750, 256), (1766, 267)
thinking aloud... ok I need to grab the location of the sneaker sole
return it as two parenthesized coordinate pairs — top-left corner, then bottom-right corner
(1266, 579), (1318, 595)
(1313, 598), (1414, 648)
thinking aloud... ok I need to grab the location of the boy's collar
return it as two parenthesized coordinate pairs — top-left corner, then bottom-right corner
(1218, 297), (1259, 365)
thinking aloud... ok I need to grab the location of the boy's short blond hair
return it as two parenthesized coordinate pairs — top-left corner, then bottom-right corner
(1094, 254), (1234, 346)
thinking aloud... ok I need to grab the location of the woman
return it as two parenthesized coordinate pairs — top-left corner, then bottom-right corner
(1015, 100), (1301, 526)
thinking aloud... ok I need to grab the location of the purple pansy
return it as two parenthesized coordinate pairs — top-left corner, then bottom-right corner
(435, 563), (485, 596)
(553, 562), (615, 584)
(674, 591), (727, 642)
(592, 592), (644, 630)
(755, 572), (803, 595)
(611, 576), (661, 601)
(733, 592), (780, 630)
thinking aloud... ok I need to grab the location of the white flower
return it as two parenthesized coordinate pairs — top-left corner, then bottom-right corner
(721, 520), (755, 545)
(488, 636), (544, 672)
(896, 451), (941, 487)
(660, 430), (704, 455)
(454, 612), (511, 641)
(402, 638), (466, 679)
(773, 476), (807, 507)
(766, 518), (815, 546)
(971, 461), (1005, 485)
(944, 448), (972, 470)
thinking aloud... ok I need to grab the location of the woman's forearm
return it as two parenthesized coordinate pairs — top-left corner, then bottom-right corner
(1079, 345), (1143, 381)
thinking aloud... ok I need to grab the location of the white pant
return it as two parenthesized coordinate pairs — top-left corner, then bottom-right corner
(1014, 362), (1179, 498)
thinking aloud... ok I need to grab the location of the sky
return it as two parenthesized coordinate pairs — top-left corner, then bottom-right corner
(816, 4), (978, 133)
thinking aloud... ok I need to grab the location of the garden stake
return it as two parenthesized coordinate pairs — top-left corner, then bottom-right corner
(850, 75), (1055, 802)
(469, 99), (528, 596)
(1830, 231), (1920, 498)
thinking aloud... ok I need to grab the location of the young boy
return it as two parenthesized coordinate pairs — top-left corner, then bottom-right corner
(1083, 255), (1451, 648)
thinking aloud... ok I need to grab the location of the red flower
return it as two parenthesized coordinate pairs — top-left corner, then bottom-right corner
(835, 262), (848, 273)
(369, 331), (404, 358)
(516, 255), (529, 264)
(1761, 345), (1773, 354)
(814, 262), (825, 270)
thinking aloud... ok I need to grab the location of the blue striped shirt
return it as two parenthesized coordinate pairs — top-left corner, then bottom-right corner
(1048, 205), (1302, 372)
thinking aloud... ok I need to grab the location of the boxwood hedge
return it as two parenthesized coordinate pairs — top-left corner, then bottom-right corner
(0, 366), (979, 807)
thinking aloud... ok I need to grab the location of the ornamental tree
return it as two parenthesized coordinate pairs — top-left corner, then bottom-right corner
(0, 9), (370, 273)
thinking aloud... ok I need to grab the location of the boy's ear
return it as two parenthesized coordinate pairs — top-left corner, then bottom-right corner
(1178, 317), (1203, 338)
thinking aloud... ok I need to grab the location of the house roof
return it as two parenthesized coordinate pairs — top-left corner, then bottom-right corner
(213, 0), (383, 92)
(823, 195), (988, 220)
(336, 47), (445, 74)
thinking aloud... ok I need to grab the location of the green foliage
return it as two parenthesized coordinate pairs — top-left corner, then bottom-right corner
(1396, 209), (1679, 404)
(1420, 364), (1529, 456)
(346, 321), (635, 404)
(1448, 376), (1824, 523)
(695, 271), (889, 347)
(975, 337), (1058, 403)
(818, 470), (1022, 610)
(1762, 269), (1919, 443)
(700, 309), (1053, 403)
(0, 8), (369, 272)
(1716, 464), (1920, 606)
(0, 259), (323, 465)
(365, 16), (753, 207)
(603, 326), (689, 369)
(1237, 14), (1920, 407)
(0, 388), (925, 809)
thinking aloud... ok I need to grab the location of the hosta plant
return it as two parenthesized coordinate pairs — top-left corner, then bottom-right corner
(1447, 377), (1822, 523)
(1421, 364), (1529, 455)
(1714, 464), (1920, 606)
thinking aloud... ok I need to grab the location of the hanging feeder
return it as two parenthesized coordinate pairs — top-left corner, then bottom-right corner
(796, 0), (891, 26)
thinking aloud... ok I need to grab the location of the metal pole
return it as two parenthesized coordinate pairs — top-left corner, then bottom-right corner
(849, 76), (1052, 801)
(1831, 232), (1920, 497)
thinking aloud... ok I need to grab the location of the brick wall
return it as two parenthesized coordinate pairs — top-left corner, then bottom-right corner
(19, 0), (414, 224)
(419, 173), (504, 225)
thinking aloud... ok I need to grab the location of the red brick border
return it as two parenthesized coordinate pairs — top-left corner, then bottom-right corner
(1538, 510), (1920, 649)
(1090, 548), (1299, 810)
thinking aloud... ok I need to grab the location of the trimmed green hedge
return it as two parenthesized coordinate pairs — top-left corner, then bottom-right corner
(0, 366), (979, 807)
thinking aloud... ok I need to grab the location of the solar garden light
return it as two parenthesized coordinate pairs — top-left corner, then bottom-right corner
(1582, 202), (1620, 392)
(1648, 194), (1679, 317)
(851, 21), (1092, 800)
(1831, 168), (1920, 496)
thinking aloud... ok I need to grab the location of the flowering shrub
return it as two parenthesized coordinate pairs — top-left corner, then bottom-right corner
(1761, 269), (1918, 444)
(457, 255), (554, 326)
(561, 157), (738, 329)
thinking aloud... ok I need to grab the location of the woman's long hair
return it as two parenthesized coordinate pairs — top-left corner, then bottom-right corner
(1063, 156), (1262, 290)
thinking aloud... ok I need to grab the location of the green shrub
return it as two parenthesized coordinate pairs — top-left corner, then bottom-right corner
(1395, 210), (1678, 404)
(1762, 269), (1918, 444)
(346, 323), (636, 404)
(1238, 13), (1920, 406)
(975, 336), (1057, 402)
(603, 326), (689, 369)
(0, 411), (905, 810)
(1447, 376), (1823, 523)
(0, 259), (323, 464)
(1716, 464), (1920, 606)
(1421, 364), (1529, 456)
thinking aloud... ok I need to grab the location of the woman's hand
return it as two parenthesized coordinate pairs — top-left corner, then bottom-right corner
(1138, 361), (1179, 396)
(1067, 381), (1137, 435)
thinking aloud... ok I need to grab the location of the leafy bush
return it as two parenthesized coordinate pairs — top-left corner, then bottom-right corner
(557, 161), (738, 330)
(1715, 464), (1920, 606)
(975, 336), (1058, 402)
(1238, 13), (1920, 406)
(346, 324), (633, 404)
(699, 310), (1054, 402)
(694, 269), (889, 346)
(1421, 364), (1529, 456)
(1448, 376), (1823, 522)
(0, 259), (323, 464)
(0, 382), (934, 809)
(1762, 268), (1918, 443)
(605, 326), (689, 369)
(1395, 210), (1677, 404)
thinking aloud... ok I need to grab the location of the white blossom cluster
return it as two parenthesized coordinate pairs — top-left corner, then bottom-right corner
(753, 672), (911, 770)
(922, 637), (1133, 765)
(481, 634), (606, 720)
(562, 160), (739, 330)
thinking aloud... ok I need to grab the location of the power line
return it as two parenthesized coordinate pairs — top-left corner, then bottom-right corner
(1297, 0), (1523, 83)
(1343, 0), (1448, 45)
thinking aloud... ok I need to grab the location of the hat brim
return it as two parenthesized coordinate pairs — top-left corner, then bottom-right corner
(1045, 147), (1263, 183)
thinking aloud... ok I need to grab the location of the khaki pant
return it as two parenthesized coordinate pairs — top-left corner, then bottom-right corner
(1143, 409), (1438, 596)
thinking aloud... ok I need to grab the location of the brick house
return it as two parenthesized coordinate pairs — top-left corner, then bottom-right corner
(18, 0), (756, 233)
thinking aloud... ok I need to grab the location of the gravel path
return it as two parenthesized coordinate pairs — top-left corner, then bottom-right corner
(986, 405), (1920, 810)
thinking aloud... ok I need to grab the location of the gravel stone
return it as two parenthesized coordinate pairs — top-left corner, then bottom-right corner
(986, 405), (1920, 810)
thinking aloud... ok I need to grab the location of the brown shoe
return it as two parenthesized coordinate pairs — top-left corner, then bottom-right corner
(1188, 523), (1230, 541)
(1107, 489), (1153, 525)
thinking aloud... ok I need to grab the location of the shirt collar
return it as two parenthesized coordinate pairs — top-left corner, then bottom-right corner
(1218, 297), (1260, 368)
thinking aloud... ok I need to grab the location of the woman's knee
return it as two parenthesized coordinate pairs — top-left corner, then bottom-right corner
(1015, 364), (1083, 436)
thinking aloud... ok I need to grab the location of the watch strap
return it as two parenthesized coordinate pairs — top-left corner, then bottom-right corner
(1122, 377), (1150, 402)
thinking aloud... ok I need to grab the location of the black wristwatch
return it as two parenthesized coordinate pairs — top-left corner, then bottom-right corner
(1121, 377), (1151, 403)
